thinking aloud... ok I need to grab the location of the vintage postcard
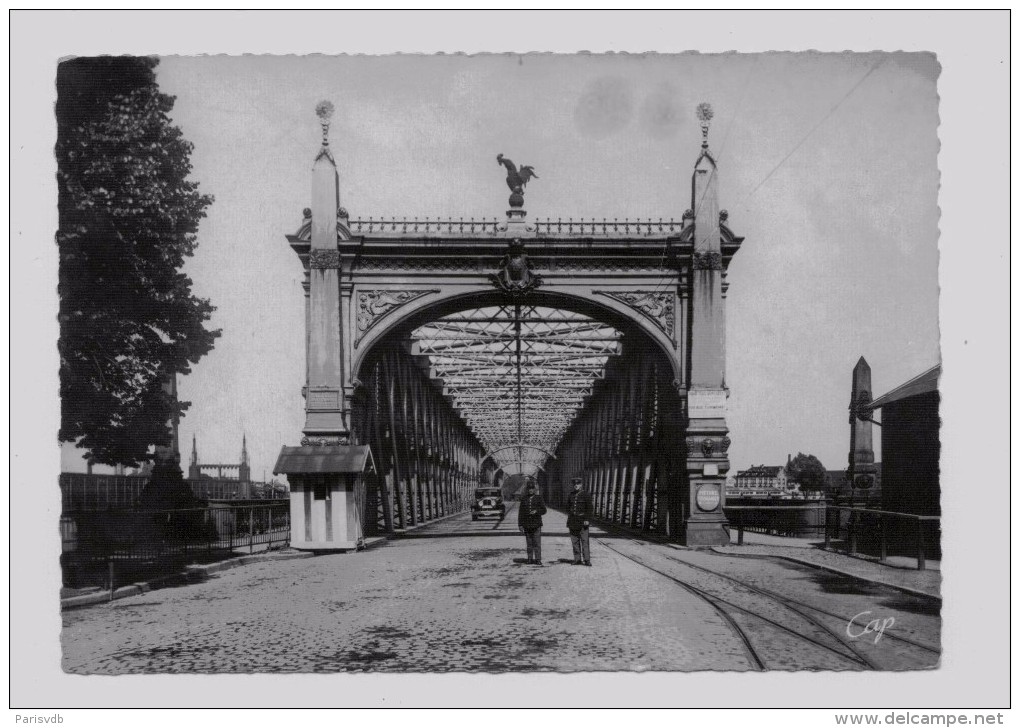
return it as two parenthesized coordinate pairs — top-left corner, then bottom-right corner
(10, 9), (1010, 715)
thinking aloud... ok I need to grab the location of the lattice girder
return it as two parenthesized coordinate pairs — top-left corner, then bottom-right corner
(411, 305), (624, 474)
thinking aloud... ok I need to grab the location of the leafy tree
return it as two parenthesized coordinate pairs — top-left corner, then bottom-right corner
(786, 452), (827, 492)
(57, 57), (219, 467)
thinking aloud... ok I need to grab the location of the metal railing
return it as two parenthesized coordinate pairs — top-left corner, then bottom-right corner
(824, 506), (940, 571)
(190, 480), (289, 501)
(345, 217), (688, 239)
(60, 473), (288, 512)
(533, 218), (685, 237)
(725, 504), (827, 541)
(725, 504), (941, 571)
(60, 473), (149, 512)
(348, 217), (502, 237)
(61, 502), (290, 589)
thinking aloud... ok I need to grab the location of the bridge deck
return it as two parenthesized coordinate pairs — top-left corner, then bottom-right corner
(62, 507), (940, 674)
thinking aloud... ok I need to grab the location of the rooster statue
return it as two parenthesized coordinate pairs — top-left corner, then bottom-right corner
(496, 153), (538, 208)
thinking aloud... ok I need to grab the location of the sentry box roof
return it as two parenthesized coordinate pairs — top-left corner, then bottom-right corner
(273, 445), (375, 475)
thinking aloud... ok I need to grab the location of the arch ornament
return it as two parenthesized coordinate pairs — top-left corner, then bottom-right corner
(593, 290), (676, 342)
(354, 289), (440, 346)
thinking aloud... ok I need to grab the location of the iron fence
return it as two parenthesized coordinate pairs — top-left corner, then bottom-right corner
(824, 506), (941, 570)
(60, 473), (149, 511)
(725, 504), (827, 540)
(60, 502), (290, 589)
(60, 473), (288, 512)
(725, 504), (941, 570)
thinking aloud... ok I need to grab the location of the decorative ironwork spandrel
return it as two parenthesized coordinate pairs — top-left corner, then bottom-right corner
(355, 289), (439, 345)
(595, 290), (675, 340)
(300, 435), (350, 447)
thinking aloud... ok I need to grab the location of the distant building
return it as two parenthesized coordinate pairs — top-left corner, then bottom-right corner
(729, 457), (800, 499)
(186, 434), (267, 499)
(61, 434), (287, 510)
(188, 433), (251, 483)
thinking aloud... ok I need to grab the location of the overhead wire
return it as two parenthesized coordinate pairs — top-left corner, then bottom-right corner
(650, 58), (758, 299)
(741, 58), (886, 205)
(648, 57), (885, 302)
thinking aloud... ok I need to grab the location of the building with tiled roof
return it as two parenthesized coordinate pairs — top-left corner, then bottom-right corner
(729, 458), (799, 499)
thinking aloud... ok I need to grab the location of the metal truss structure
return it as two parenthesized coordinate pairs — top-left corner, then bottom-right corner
(351, 303), (687, 538)
(410, 305), (622, 477)
(544, 351), (687, 535)
(353, 345), (484, 535)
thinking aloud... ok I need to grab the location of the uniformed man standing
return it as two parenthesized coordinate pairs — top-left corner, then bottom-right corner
(517, 478), (547, 565)
(566, 476), (593, 566)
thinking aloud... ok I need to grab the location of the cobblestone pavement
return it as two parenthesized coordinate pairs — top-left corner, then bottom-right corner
(61, 507), (753, 673)
(62, 508), (941, 674)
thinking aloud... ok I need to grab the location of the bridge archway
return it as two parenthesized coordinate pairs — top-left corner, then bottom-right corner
(275, 104), (743, 549)
(350, 288), (684, 392)
(349, 293), (687, 539)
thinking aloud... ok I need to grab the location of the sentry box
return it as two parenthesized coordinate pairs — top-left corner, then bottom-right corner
(274, 445), (375, 551)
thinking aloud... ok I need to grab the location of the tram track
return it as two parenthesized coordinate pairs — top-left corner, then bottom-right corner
(595, 537), (871, 670)
(595, 537), (768, 671)
(680, 575), (768, 671)
(654, 547), (942, 659)
(590, 540), (765, 670)
(595, 536), (913, 671)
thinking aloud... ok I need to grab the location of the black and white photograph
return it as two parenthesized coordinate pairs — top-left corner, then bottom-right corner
(10, 8), (1010, 717)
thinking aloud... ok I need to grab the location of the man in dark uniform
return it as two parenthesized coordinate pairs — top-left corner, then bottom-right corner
(517, 478), (547, 565)
(566, 476), (593, 566)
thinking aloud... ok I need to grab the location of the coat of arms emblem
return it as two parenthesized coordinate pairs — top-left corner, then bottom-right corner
(489, 240), (542, 296)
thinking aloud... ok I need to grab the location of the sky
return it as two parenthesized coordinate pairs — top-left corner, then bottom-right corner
(60, 52), (941, 482)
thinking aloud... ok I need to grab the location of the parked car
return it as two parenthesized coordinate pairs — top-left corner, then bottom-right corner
(472, 487), (506, 521)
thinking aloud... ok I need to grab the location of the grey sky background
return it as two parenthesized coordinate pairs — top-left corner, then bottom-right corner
(62, 52), (941, 481)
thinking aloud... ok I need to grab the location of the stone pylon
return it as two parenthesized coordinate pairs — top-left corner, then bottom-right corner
(154, 371), (181, 465)
(139, 371), (200, 510)
(303, 104), (347, 442)
(275, 101), (369, 551)
(848, 356), (877, 490)
(682, 103), (731, 546)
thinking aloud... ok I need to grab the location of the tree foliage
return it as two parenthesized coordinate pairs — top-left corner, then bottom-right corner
(57, 57), (220, 466)
(786, 452), (827, 492)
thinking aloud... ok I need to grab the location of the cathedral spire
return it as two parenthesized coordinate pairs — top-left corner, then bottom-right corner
(238, 433), (251, 484)
(187, 432), (200, 480)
